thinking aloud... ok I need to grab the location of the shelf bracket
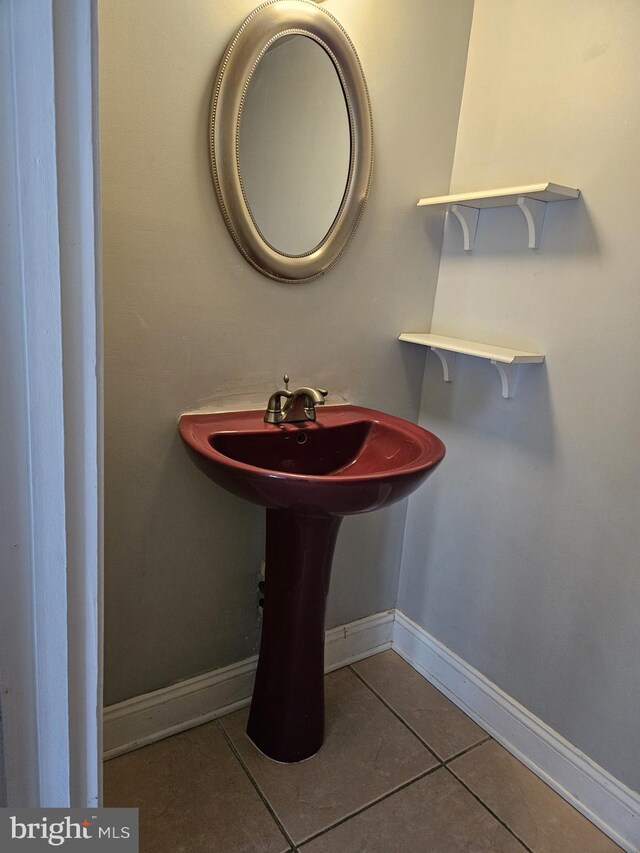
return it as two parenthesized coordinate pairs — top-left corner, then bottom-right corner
(490, 360), (519, 398)
(450, 204), (479, 251)
(517, 196), (547, 249)
(431, 347), (457, 382)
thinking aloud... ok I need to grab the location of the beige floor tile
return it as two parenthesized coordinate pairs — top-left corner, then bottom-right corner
(450, 739), (622, 852)
(301, 767), (525, 852)
(220, 666), (438, 844)
(353, 651), (487, 760)
(104, 721), (290, 853)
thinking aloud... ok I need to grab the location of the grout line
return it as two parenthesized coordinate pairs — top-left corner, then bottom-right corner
(350, 665), (493, 767)
(445, 735), (491, 765)
(348, 668), (531, 850)
(445, 765), (534, 853)
(216, 670), (518, 851)
(349, 665), (445, 762)
(216, 720), (297, 851)
(297, 764), (442, 848)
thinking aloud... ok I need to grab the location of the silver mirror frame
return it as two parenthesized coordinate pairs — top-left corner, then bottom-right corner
(210, 0), (373, 283)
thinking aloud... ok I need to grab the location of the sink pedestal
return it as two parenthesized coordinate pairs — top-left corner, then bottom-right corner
(180, 405), (445, 761)
(247, 507), (343, 763)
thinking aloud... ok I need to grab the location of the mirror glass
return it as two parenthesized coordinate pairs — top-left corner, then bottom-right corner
(239, 35), (351, 256)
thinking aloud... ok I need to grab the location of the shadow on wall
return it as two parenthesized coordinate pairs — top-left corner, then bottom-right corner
(420, 195), (599, 259)
(398, 353), (557, 642)
(104, 425), (265, 706)
(405, 344), (635, 768)
(421, 354), (556, 456)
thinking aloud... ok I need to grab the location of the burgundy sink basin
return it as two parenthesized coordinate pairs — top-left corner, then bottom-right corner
(179, 403), (445, 764)
(178, 405), (445, 515)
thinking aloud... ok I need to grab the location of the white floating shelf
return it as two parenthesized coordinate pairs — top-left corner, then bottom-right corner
(398, 333), (545, 398)
(417, 183), (580, 209)
(417, 182), (580, 250)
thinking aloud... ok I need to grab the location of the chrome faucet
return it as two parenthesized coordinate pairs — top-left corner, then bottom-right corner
(264, 374), (328, 424)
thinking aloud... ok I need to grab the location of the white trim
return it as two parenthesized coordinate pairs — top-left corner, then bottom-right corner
(0, 1), (41, 804)
(1, 0), (70, 807)
(102, 607), (639, 850)
(392, 610), (640, 853)
(103, 610), (394, 759)
(324, 609), (395, 671)
(53, 0), (102, 809)
(0, 0), (101, 808)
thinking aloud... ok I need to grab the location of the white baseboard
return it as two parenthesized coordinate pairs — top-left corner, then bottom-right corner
(392, 610), (640, 853)
(103, 609), (394, 760)
(103, 606), (639, 851)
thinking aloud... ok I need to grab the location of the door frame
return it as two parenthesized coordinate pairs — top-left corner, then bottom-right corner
(0, 0), (102, 807)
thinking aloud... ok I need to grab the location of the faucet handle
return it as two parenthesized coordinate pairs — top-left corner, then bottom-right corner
(283, 374), (289, 390)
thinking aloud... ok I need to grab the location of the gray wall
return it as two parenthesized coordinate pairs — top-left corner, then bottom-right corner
(99, 0), (473, 705)
(0, 707), (5, 808)
(399, 0), (640, 792)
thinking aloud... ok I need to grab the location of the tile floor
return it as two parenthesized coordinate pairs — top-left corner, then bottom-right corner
(104, 651), (621, 852)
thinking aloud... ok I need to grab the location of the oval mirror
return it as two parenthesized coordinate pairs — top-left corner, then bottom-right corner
(239, 34), (351, 257)
(210, 0), (373, 283)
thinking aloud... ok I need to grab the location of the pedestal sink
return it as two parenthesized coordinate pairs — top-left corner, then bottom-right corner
(179, 405), (445, 762)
